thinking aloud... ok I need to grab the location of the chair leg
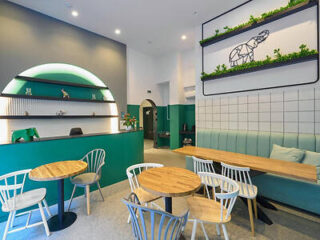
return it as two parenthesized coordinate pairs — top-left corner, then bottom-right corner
(200, 221), (209, 240)
(216, 223), (221, 236)
(42, 199), (52, 217)
(221, 224), (229, 240)
(67, 185), (77, 212)
(38, 202), (50, 237)
(10, 211), (15, 228)
(247, 198), (255, 236)
(97, 181), (104, 201)
(253, 198), (258, 219)
(191, 220), (197, 240)
(2, 212), (12, 240)
(86, 185), (90, 215)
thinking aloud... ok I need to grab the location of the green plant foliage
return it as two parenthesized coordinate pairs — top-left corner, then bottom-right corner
(200, 0), (309, 45)
(201, 44), (318, 80)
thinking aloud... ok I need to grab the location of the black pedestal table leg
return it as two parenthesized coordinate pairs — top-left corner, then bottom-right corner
(240, 197), (273, 225)
(47, 179), (77, 231)
(165, 197), (172, 213)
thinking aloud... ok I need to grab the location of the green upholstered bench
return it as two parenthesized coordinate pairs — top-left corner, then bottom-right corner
(185, 129), (320, 215)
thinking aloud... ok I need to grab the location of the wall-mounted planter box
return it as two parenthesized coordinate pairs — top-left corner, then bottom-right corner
(201, 54), (318, 81)
(200, 0), (317, 47)
(15, 76), (109, 89)
(0, 115), (119, 119)
(0, 93), (116, 103)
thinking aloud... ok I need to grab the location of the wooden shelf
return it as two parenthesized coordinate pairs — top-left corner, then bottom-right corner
(180, 131), (195, 135)
(158, 133), (170, 139)
(200, 0), (318, 47)
(0, 115), (119, 119)
(0, 93), (115, 103)
(15, 75), (109, 90)
(201, 54), (318, 82)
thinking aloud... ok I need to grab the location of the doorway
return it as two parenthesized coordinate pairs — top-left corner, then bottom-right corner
(139, 99), (157, 148)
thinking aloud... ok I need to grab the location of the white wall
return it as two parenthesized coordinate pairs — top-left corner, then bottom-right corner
(195, 0), (320, 134)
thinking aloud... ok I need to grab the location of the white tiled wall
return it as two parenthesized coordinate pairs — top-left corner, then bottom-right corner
(196, 87), (320, 134)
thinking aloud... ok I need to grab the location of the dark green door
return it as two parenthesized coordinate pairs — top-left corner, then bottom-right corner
(143, 107), (154, 139)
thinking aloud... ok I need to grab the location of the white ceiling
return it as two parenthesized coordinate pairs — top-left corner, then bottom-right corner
(8, 0), (245, 56)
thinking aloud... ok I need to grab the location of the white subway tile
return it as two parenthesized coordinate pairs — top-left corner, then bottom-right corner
(259, 112), (270, 122)
(271, 112), (283, 122)
(284, 122), (298, 133)
(229, 113), (238, 122)
(239, 113), (248, 122)
(299, 89), (314, 100)
(284, 101), (298, 112)
(229, 105), (237, 113)
(229, 122), (238, 130)
(315, 123), (320, 134)
(206, 114), (213, 121)
(212, 98), (220, 106)
(205, 121), (213, 129)
(221, 98), (229, 105)
(316, 111), (320, 123)
(248, 112), (258, 121)
(299, 123), (314, 134)
(221, 114), (228, 121)
(221, 121), (228, 130)
(213, 106), (220, 113)
(316, 100), (320, 111)
(271, 92), (283, 102)
(238, 104), (248, 113)
(284, 90), (298, 101)
(271, 122), (283, 132)
(299, 100), (314, 111)
(198, 107), (205, 114)
(206, 98), (212, 106)
(299, 111), (314, 123)
(259, 102), (271, 112)
(229, 97), (237, 105)
(221, 105), (229, 113)
(238, 96), (247, 104)
(198, 99), (205, 107)
(248, 94), (259, 103)
(248, 122), (258, 131)
(315, 88), (320, 100)
(213, 114), (221, 121)
(206, 106), (213, 114)
(248, 103), (258, 112)
(284, 112), (298, 122)
(238, 122), (248, 131)
(199, 113), (206, 121)
(259, 122), (270, 132)
(271, 102), (283, 112)
(212, 121), (220, 129)
(259, 94), (271, 103)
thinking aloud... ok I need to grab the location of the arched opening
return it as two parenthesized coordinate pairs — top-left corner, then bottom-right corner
(139, 99), (157, 148)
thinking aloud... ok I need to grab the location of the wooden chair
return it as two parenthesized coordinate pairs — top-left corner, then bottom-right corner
(126, 163), (164, 223)
(0, 169), (52, 240)
(221, 162), (258, 236)
(187, 172), (239, 240)
(122, 193), (189, 240)
(67, 149), (106, 215)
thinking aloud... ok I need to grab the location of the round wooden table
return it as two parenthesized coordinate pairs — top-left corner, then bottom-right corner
(29, 160), (87, 231)
(138, 167), (201, 213)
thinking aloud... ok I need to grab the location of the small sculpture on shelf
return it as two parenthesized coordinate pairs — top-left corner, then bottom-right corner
(56, 110), (66, 116)
(25, 88), (32, 96)
(11, 128), (40, 143)
(24, 111), (29, 116)
(61, 89), (70, 99)
(92, 112), (96, 116)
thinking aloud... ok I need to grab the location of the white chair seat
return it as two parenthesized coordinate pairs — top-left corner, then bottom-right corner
(2, 188), (46, 212)
(237, 181), (258, 199)
(71, 173), (100, 186)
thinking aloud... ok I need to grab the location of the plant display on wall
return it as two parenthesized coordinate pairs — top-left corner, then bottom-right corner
(123, 113), (138, 129)
(201, 44), (318, 80)
(200, 0), (310, 45)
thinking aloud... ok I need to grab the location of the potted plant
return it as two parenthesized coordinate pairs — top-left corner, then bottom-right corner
(123, 113), (137, 130)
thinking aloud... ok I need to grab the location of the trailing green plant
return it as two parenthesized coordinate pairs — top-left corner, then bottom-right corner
(201, 44), (318, 80)
(200, 0), (309, 45)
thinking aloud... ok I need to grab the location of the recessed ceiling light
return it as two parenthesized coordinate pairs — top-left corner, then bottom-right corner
(115, 29), (121, 35)
(181, 35), (187, 40)
(71, 10), (78, 17)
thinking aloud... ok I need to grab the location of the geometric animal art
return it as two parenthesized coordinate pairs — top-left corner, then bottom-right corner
(229, 30), (270, 67)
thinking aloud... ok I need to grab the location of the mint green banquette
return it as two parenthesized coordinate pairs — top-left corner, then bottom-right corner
(185, 129), (320, 215)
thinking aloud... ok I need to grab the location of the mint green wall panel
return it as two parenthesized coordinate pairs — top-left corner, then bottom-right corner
(298, 134), (316, 151)
(218, 131), (228, 151)
(0, 131), (143, 221)
(270, 133), (284, 153)
(226, 131), (237, 152)
(202, 131), (212, 148)
(246, 132), (258, 156)
(283, 133), (298, 148)
(258, 132), (270, 157)
(210, 130), (219, 149)
(236, 132), (247, 154)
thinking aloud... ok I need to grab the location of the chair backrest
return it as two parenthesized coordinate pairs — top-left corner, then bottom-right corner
(126, 163), (164, 192)
(198, 172), (239, 222)
(221, 162), (255, 198)
(192, 156), (215, 175)
(0, 169), (31, 211)
(81, 149), (106, 177)
(122, 196), (189, 240)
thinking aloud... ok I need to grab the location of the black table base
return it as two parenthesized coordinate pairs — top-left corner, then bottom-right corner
(48, 179), (77, 231)
(165, 197), (172, 213)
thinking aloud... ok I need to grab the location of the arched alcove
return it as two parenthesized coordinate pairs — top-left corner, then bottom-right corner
(139, 99), (157, 148)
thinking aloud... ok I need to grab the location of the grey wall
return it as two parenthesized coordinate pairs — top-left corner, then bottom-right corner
(0, 1), (127, 113)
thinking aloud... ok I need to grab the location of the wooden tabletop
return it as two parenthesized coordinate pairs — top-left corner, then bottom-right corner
(138, 167), (201, 197)
(173, 146), (317, 182)
(29, 160), (87, 181)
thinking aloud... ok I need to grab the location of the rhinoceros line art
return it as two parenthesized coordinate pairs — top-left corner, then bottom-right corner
(229, 30), (270, 67)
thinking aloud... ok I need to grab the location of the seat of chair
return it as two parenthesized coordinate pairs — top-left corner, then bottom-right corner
(237, 182), (258, 199)
(133, 187), (161, 204)
(2, 188), (46, 212)
(71, 172), (99, 186)
(187, 196), (231, 224)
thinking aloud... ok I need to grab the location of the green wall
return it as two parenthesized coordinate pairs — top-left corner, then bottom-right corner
(0, 130), (143, 221)
(127, 104), (195, 149)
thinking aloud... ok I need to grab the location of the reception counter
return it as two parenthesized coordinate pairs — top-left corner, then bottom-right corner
(0, 129), (143, 221)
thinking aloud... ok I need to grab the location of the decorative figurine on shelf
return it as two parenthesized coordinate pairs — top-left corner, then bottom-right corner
(25, 88), (32, 96)
(24, 111), (29, 116)
(92, 94), (96, 100)
(11, 128), (40, 143)
(56, 110), (66, 116)
(229, 30), (269, 67)
(61, 89), (70, 99)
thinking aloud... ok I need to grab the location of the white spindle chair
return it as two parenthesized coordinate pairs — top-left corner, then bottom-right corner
(221, 162), (258, 236)
(126, 163), (164, 223)
(187, 172), (239, 240)
(67, 149), (106, 215)
(0, 169), (52, 240)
